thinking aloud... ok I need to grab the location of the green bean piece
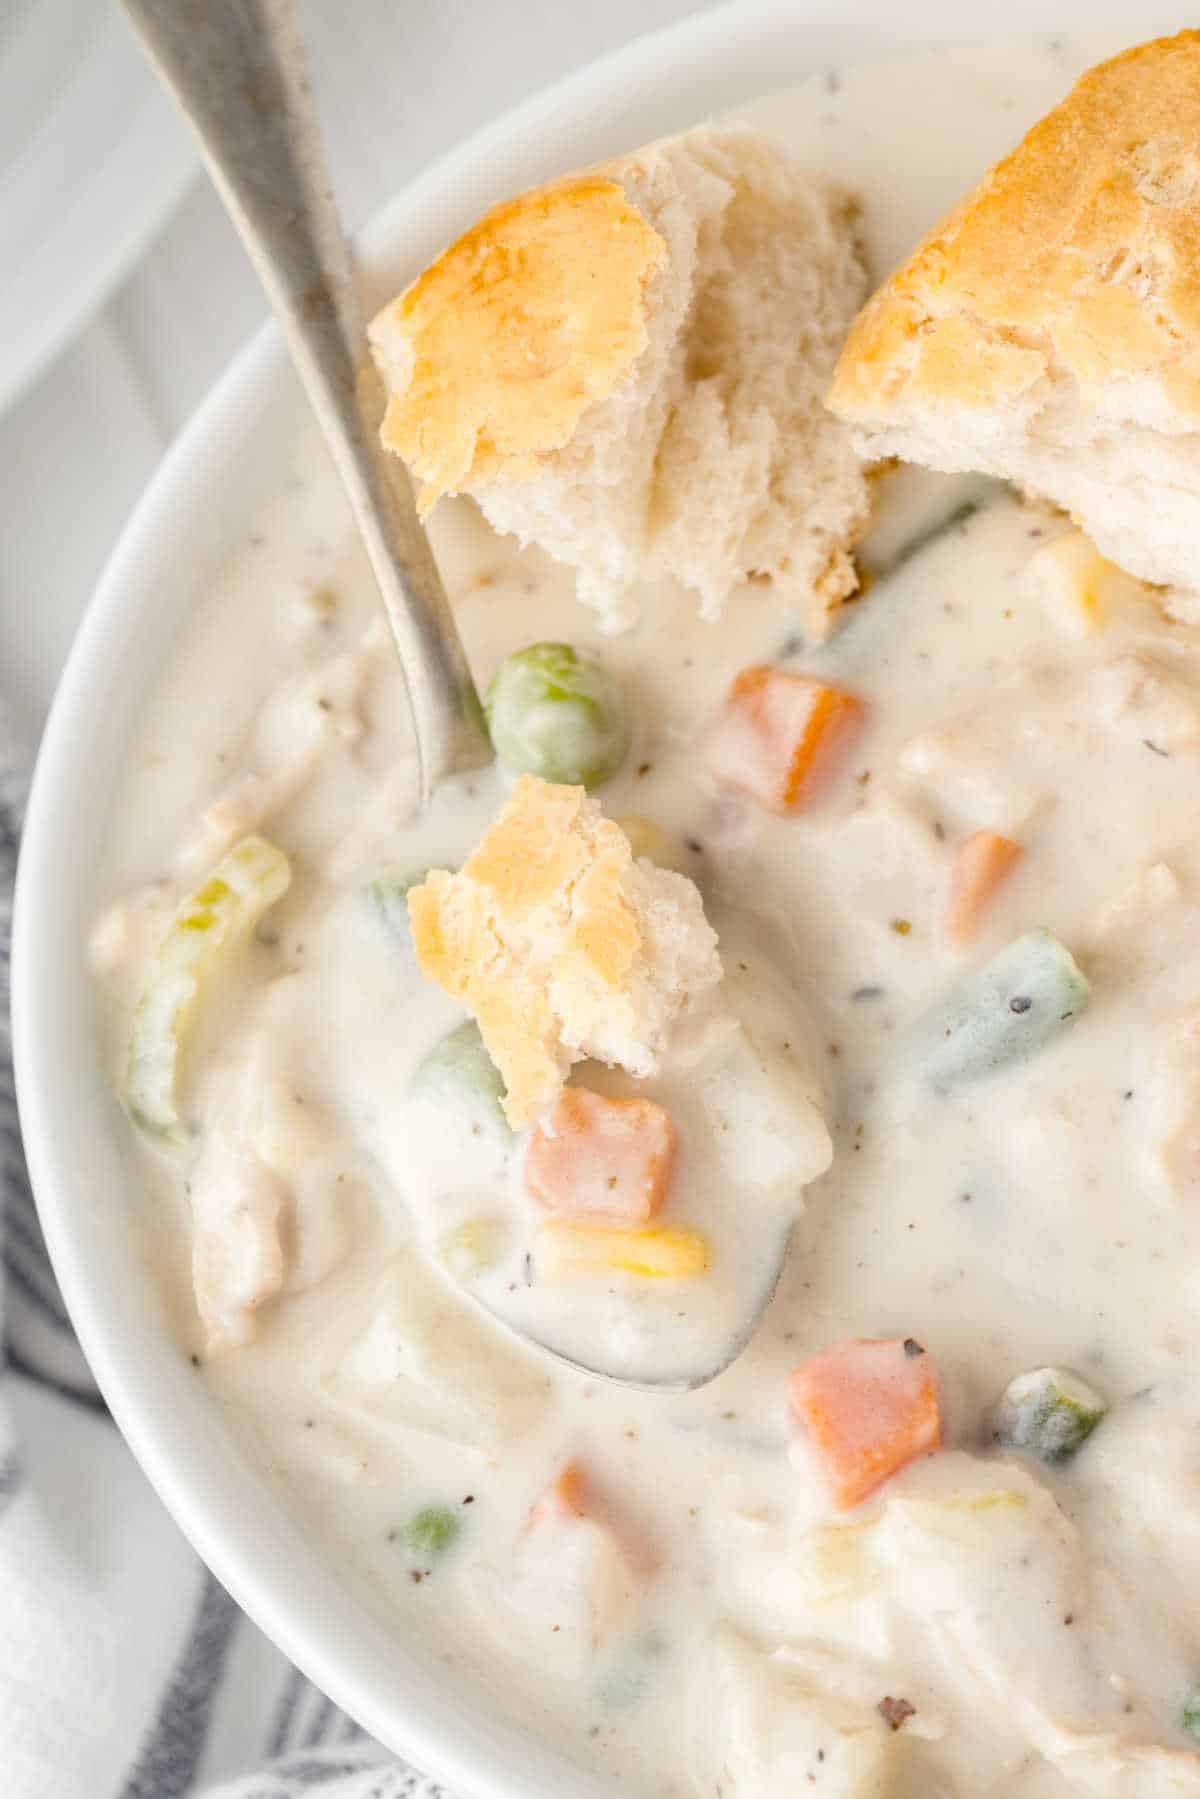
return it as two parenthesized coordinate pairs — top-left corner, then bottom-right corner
(485, 642), (630, 788)
(411, 1020), (512, 1140)
(994, 1367), (1107, 1464)
(861, 499), (981, 583)
(1183, 1691), (1200, 1743)
(366, 869), (428, 941)
(926, 929), (1090, 1089)
(400, 1505), (461, 1563)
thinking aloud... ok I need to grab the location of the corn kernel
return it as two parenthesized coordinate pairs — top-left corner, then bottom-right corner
(1022, 529), (1111, 639)
(613, 814), (691, 874)
(439, 1215), (507, 1280)
(535, 1220), (709, 1281)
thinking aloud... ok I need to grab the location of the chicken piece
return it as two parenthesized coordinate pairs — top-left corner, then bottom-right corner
(1091, 652), (1200, 757)
(700, 1625), (904, 1797)
(189, 1132), (287, 1353)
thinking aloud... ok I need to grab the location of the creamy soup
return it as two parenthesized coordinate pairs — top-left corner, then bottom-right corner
(91, 33), (1200, 1799)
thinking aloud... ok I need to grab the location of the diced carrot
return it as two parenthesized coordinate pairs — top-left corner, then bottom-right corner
(529, 1460), (658, 1580)
(790, 1337), (942, 1510)
(529, 1459), (591, 1527)
(709, 666), (865, 814)
(948, 830), (1022, 944)
(526, 1087), (678, 1222)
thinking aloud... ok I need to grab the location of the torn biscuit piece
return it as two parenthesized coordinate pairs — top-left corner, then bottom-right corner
(407, 776), (722, 1127)
(371, 175), (665, 512)
(828, 32), (1200, 604)
(369, 127), (869, 633)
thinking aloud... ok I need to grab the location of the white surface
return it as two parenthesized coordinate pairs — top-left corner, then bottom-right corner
(0, 0), (719, 741)
(0, 0), (196, 419)
(15, 4), (1195, 1796)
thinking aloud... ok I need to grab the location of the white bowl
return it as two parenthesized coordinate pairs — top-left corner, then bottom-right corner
(12, 2), (1186, 1793)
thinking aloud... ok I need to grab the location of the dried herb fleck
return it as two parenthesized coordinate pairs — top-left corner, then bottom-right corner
(878, 1696), (916, 1732)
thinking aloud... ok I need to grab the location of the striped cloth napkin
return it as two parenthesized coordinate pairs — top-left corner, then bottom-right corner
(0, 705), (446, 1799)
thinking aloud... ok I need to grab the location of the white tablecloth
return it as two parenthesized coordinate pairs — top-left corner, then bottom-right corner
(0, 5), (716, 1793)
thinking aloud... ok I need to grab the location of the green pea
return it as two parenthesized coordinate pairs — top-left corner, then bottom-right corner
(400, 1505), (461, 1562)
(485, 642), (630, 789)
(993, 1366), (1106, 1465)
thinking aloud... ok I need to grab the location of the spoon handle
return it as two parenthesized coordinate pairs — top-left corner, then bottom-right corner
(122, 0), (490, 804)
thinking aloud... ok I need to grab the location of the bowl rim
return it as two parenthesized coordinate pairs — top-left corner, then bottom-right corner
(11, 2), (1186, 1793)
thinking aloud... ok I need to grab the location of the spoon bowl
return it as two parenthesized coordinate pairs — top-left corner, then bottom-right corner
(394, 905), (833, 1390)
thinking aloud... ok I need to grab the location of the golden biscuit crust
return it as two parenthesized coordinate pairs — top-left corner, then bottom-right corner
(407, 777), (643, 1127)
(829, 32), (1200, 422)
(369, 176), (666, 513)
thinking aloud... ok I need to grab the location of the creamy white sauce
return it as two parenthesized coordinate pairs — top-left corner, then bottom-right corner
(91, 33), (1200, 1798)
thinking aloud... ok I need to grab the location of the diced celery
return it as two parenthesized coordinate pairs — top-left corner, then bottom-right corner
(926, 929), (1090, 1088)
(399, 1504), (461, 1562)
(485, 642), (629, 789)
(411, 1021), (512, 1140)
(126, 835), (291, 1140)
(994, 1366), (1107, 1464)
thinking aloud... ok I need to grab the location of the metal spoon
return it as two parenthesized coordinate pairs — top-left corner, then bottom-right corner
(121, 0), (490, 807)
(122, 1), (810, 1390)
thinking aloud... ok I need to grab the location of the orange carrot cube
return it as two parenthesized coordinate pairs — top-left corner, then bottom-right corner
(790, 1337), (942, 1510)
(528, 1460), (657, 1582)
(948, 830), (1022, 945)
(529, 1460), (591, 1527)
(709, 666), (865, 813)
(526, 1087), (678, 1222)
